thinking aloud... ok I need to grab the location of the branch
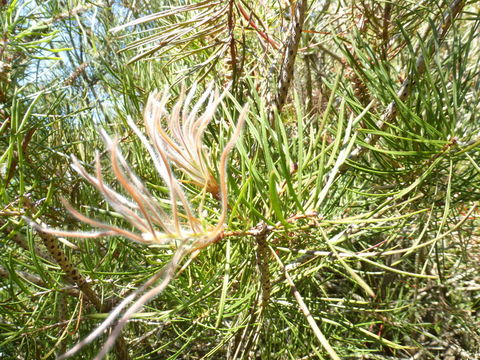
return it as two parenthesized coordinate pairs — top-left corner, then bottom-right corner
(268, 0), (308, 122)
(32, 226), (130, 360)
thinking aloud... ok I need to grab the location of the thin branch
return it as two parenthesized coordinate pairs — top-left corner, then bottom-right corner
(32, 226), (130, 360)
(268, 0), (308, 122)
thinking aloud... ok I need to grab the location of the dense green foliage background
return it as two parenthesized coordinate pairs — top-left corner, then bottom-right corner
(1, 0), (479, 359)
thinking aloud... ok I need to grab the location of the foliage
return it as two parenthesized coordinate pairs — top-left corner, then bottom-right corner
(1, 0), (479, 359)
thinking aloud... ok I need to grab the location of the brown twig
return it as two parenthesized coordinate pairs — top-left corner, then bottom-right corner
(268, 0), (308, 123)
(227, 0), (238, 84)
(381, 2), (392, 61)
(252, 221), (271, 308)
(36, 230), (103, 310)
(1, 215), (129, 358)
(33, 228), (130, 359)
(237, 2), (280, 50)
